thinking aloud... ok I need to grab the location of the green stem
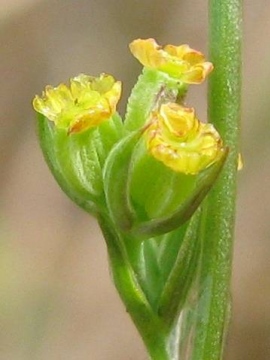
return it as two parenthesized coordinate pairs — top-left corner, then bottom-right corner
(191, 1), (242, 359)
(124, 68), (169, 132)
(124, 68), (186, 132)
(98, 214), (172, 360)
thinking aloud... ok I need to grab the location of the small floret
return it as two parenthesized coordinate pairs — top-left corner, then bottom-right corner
(145, 103), (224, 174)
(129, 38), (213, 84)
(33, 74), (122, 134)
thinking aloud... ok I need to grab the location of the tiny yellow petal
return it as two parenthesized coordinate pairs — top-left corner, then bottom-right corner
(130, 38), (213, 84)
(33, 73), (122, 134)
(145, 103), (224, 175)
(181, 48), (205, 65)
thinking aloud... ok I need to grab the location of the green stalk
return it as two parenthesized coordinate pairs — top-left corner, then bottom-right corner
(98, 214), (172, 360)
(190, 1), (242, 359)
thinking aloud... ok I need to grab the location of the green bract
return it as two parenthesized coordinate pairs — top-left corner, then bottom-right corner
(38, 111), (124, 214)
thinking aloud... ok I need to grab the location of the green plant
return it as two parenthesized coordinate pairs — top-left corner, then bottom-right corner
(32, 1), (242, 358)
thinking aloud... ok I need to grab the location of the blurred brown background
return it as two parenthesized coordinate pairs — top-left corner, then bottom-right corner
(0, 0), (269, 359)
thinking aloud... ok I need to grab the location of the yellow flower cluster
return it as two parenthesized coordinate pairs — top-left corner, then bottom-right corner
(33, 74), (121, 134)
(145, 103), (224, 175)
(129, 39), (223, 174)
(32, 38), (224, 175)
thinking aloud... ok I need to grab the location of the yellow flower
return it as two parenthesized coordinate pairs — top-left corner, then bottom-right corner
(129, 38), (213, 84)
(33, 73), (122, 134)
(145, 103), (224, 174)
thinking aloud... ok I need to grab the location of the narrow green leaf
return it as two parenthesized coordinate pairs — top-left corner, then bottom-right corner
(103, 131), (141, 230)
(157, 222), (189, 285)
(135, 238), (164, 309)
(157, 211), (202, 324)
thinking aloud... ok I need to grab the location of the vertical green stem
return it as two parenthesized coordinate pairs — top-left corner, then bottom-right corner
(191, 1), (242, 360)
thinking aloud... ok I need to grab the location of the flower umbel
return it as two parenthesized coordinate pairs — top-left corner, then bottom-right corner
(33, 73), (122, 134)
(145, 103), (224, 174)
(129, 38), (213, 84)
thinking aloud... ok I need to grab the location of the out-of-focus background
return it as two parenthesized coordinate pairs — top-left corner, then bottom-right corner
(1, 0), (269, 359)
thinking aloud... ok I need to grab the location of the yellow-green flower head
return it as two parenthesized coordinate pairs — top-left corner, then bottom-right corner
(33, 74), (122, 134)
(129, 38), (213, 84)
(145, 103), (224, 175)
